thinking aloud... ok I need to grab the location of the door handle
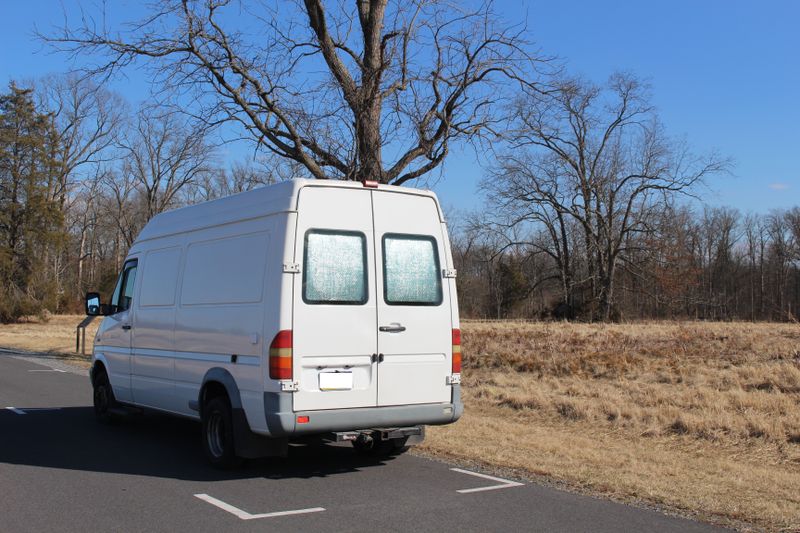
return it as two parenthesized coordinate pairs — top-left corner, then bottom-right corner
(122, 324), (132, 330)
(379, 325), (406, 333)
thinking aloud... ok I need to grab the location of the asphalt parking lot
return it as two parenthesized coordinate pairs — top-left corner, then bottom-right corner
(0, 355), (726, 532)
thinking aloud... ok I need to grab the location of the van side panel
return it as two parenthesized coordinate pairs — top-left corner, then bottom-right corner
(172, 219), (271, 429)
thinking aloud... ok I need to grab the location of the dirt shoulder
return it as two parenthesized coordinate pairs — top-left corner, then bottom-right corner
(0, 315), (97, 369)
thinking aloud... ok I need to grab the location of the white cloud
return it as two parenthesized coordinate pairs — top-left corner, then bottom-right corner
(769, 183), (790, 191)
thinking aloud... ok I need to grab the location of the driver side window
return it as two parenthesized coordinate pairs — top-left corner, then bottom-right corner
(110, 260), (138, 314)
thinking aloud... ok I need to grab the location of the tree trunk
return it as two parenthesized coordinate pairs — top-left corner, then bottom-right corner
(356, 98), (383, 182)
(355, 0), (385, 183)
(77, 224), (87, 293)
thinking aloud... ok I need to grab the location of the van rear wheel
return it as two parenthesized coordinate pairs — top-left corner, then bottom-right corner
(202, 396), (243, 469)
(92, 369), (117, 424)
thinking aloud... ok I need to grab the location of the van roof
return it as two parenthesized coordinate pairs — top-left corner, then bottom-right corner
(134, 179), (445, 244)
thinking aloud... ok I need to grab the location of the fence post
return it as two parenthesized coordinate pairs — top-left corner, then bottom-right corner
(76, 316), (97, 355)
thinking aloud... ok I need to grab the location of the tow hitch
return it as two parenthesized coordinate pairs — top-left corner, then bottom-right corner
(329, 426), (425, 445)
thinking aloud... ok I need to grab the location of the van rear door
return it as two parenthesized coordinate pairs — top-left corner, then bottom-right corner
(372, 192), (452, 406)
(292, 187), (378, 411)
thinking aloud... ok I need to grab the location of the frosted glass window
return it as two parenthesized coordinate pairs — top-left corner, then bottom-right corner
(303, 230), (367, 304)
(383, 234), (442, 305)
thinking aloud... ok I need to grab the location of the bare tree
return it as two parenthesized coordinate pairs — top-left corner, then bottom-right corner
(65, 167), (101, 294)
(744, 212), (767, 320)
(36, 74), (125, 207)
(120, 108), (215, 223)
(45, 0), (544, 184)
(483, 73), (729, 320)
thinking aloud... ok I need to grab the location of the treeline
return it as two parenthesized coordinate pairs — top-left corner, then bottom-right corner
(452, 205), (800, 321)
(449, 75), (799, 322)
(0, 77), (277, 321)
(1, 75), (797, 323)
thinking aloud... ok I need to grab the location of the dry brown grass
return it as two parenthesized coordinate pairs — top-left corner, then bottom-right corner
(419, 321), (800, 531)
(0, 314), (98, 367)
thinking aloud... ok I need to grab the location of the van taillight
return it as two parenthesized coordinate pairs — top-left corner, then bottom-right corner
(269, 330), (293, 380)
(452, 328), (462, 374)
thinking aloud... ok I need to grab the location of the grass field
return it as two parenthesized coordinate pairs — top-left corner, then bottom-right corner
(1, 317), (798, 530)
(420, 321), (800, 531)
(0, 314), (98, 367)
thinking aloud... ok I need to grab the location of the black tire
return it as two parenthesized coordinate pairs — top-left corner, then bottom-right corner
(92, 369), (117, 424)
(391, 440), (411, 456)
(201, 396), (243, 469)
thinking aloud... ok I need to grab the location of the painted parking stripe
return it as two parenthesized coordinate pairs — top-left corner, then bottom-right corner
(28, 369), (67, 373)
(194, 494), (325, 520)
(5, 407), (62, 414)
(451, 468), (524, 494)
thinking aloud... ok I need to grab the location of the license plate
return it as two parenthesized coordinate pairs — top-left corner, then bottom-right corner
(319, 371), (353, 391)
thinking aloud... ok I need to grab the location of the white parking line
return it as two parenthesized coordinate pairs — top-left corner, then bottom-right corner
(4, 407), (61, 415)
(451, 468), (524, 494)
(28, 369), (67, 373)
(194, 494), (325, 520)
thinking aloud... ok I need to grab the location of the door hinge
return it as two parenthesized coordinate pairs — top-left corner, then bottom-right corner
(446, 374), (461, 385)
(443, 268), (457, 278)
(282, 262), (300, 274)
(280, 380), (299, 392)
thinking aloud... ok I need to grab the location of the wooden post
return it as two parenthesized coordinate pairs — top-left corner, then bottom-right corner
(76, 316), (98, 355)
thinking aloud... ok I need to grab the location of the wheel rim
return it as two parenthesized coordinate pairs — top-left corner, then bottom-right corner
(206, 411), (225, 458)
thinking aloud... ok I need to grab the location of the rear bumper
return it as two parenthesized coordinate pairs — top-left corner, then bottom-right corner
(263, 385), (463, 437)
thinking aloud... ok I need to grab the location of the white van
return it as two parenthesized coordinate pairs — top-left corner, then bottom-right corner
(85, 179), (463, 467)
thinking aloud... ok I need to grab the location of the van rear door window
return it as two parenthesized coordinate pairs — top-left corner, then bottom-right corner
(382, 234), (442, 306)
(303, 230), (368, 305)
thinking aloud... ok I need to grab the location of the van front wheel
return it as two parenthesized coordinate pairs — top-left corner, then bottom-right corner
(202, 396), (242, 468)
(92, 369), (117, 424)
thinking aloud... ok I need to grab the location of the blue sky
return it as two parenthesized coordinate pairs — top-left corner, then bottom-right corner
(1, 0), (798, 215)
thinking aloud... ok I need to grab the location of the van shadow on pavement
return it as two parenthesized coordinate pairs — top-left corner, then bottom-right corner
(0, 406), (397, 482)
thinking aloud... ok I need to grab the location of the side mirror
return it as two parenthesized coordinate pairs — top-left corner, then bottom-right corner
(85, 292), (106, 316)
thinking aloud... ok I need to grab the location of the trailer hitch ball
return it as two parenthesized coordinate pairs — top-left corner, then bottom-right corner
(355, 432), (375, 449)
